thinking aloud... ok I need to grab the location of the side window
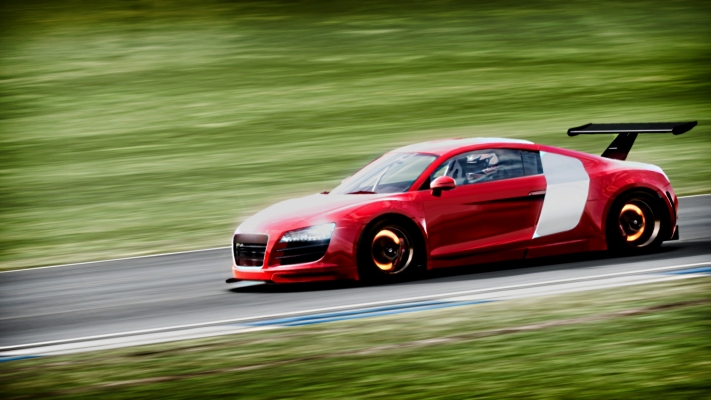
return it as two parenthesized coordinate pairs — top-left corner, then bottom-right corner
(521, 150), (543, 175)
(430, 148), (526, 186)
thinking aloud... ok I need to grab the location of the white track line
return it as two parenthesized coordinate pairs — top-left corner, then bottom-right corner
(0, 246), (231, 274)
(2, 260), (709, 352)
(2, 193), (709, 274)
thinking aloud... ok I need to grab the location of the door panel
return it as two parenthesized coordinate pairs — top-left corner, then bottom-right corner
(423, 174), (546, 261)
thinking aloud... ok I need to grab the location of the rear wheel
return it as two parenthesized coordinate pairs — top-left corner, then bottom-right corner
(357, 219), (425, 283)
(607, 191), (667, 254)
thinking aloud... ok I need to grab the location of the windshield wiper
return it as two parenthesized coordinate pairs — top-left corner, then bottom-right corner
(348, 190), (377, 194)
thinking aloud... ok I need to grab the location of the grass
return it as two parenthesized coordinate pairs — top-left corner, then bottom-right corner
(1, 0), (710, 269)
(1, 277), (710, 398)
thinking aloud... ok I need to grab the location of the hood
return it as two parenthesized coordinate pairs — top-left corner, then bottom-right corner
(236, 192), (388, 234)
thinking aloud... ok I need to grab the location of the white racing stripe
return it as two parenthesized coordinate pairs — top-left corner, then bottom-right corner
(1, 326), (278, 357)
(444, 274), (692, 302)
(2, 260), (709, 354)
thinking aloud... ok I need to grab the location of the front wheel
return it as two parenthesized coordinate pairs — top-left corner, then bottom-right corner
(357, 219), (425, 283)
(607, 191), (667, 254)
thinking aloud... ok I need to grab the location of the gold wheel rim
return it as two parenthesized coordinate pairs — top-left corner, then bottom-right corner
(620, 203), (646, 242)
(371, 228), (412, 273)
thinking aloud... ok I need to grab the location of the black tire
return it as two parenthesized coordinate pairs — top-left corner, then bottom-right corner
(606, 191), (668, 254)
(357, 218), (426, 284)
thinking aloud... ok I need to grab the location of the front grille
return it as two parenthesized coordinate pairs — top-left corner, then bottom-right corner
(233, 234), (268, 267)
(274, 239), (330, 266)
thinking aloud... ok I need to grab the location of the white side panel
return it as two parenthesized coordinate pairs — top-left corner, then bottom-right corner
(534, 152), (590, 238)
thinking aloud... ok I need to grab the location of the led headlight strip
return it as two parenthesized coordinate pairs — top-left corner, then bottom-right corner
(279, 223), (336, 243)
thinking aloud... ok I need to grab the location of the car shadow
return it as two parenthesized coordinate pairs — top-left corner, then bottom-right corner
(228, 239), (707, 293)
(407, 240), (700, 286)
(228, 280), (359, 293)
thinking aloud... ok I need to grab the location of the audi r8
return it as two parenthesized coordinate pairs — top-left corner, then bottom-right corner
(227, 122), (697, 284)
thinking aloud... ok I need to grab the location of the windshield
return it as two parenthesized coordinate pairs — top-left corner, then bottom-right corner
(331, 153), (437, 194)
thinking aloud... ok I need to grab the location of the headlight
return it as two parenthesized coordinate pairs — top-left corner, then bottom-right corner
(279, 223), (336, 243)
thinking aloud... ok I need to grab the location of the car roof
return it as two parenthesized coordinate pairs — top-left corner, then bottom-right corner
(392, 137), (534, 156)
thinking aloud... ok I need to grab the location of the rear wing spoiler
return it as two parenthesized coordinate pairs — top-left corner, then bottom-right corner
(567, 122), (697, 161)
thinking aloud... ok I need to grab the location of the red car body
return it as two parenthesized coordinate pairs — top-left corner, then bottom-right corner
(230, 135), (681, 284)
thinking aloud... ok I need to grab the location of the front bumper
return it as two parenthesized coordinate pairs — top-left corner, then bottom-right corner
(231, 225), (360, 284)
(232, 263), (357, 284)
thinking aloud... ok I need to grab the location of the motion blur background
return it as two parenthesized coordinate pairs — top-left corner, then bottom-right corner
(1, 0), (710, 270)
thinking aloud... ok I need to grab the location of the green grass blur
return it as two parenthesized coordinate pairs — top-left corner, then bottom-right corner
(1, 0), (710, 268)
(2, 277), (709, 398)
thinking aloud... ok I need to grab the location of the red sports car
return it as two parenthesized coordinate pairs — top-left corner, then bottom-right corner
(228, 122), (696, 284)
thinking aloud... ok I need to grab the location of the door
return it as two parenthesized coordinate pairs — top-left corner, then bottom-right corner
(422, 148), (546, 262)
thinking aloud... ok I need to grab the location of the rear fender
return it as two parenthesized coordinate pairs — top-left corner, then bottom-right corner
(601, 182), (675, 241)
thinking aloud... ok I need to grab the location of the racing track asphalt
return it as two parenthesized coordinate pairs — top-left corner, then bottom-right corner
(1, 195), (710, 348)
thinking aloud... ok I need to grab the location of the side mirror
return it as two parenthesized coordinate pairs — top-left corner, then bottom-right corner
(431, 176), (456, 197)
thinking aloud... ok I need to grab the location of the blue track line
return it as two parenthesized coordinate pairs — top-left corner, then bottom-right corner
(665, 266), (711, 275)
(0, 355), (38, 362)
(244, 300), (492, 327)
